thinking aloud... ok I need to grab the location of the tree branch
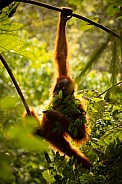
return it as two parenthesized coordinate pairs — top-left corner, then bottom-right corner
(0, 0), (14, 10)
(0, 0), (120, 39)
(0, 54), (31, 115)
(97, 81), (122, 98)
(16, 0), (62, 12)
(15, 0), (120, 39)
(72, 13), (120, 39)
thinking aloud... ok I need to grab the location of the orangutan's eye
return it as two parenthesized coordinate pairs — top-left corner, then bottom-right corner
(57, 84), (60, 88)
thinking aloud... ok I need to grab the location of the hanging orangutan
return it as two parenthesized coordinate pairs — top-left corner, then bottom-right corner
(23, 8), (91, 169)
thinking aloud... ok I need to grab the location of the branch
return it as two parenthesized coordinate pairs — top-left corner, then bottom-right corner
(97, 81), (122, 98)
(14, 0), (120, 39)
(0, 54), (31, 115)
(0, 0), (120, 39)
(0, 0), (14, 10)
(72, 13), (120, 39)
(15, 0), (62, 12)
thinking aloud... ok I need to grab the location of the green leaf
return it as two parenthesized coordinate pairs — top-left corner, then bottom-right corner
(80, 17), (99, 31)
(0, 34), (34, 60)
(42, 170), (55, 183)
(0, 34), (23, 53)
(107, 5), (118, 16)
(106, 1), (122, 16)
(16, 46), (35, 61)
(0, 21), (23, 32)
(6, 123), (48, 152)
(8, 2), (20, 18)
(80, 22), (94, 31)
(100, 128), (122, 144)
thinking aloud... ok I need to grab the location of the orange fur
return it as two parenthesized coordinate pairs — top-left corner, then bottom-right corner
(23, 9), (91, 169)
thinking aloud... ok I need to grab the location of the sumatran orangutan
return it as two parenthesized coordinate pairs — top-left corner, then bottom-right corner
(23, 8), (91, 169)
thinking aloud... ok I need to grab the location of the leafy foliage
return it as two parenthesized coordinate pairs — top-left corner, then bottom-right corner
(48, 92), (87, 136)
(105, 0), (122, 17)
(0, 4), (34, 60)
